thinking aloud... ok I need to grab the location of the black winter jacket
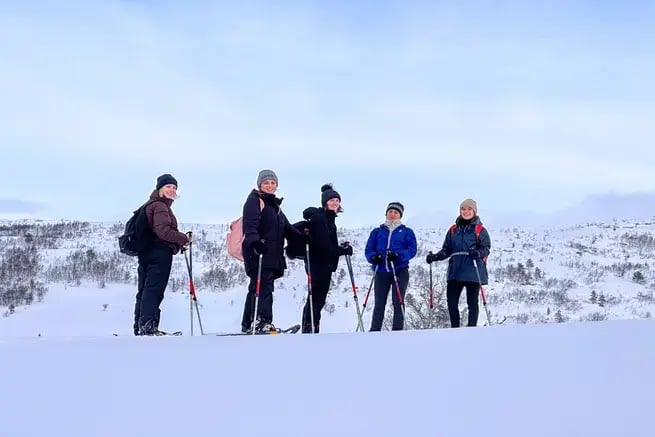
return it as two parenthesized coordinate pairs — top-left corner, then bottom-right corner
(241, 189), (301, 279)
(303, 207), (344, 273)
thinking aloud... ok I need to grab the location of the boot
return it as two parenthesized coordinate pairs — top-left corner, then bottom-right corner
(255, 320), (277, 333)
(138, 320), (163, 336)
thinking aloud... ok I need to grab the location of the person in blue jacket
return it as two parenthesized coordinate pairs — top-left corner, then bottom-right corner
(426, 198), (491, 327)
(365, 202), (417, 331)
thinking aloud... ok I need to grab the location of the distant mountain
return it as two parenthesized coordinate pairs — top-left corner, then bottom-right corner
(552, 191), (655, 226)
(405, 191), (655, 230)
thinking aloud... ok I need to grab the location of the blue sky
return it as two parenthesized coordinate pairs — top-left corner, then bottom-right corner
(1, 0), (654, 227)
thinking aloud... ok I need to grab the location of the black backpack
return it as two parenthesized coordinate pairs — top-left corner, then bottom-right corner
(285, 220), (310, 260)
(118, 200), (160, 256)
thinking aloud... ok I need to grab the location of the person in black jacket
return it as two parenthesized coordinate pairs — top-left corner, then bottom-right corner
(240, 169), (302, 333)
(301, 184), (352, 334)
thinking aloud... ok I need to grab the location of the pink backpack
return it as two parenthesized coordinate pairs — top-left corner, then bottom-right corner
(227, 198), (264, 261)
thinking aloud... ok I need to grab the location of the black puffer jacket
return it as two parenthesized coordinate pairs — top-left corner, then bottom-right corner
(304, 206), (344, 273)
(241, 189), (301, 279)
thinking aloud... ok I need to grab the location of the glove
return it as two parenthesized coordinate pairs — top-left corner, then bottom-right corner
(386, 252), (399, 263)
(435, 250), (448, 261)
(469, 249), (481, 260)
(252, 241), (268, 255)
(370, 254), (383, 265)
(339, 242), (353, 256)
(185, 232), (194, 244)
(425, 252), (437, 264)
(301, 228), (311, 244)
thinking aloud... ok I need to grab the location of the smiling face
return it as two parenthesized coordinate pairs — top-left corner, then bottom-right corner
(259, 179), (277, 194)
(460, 206), (475, 220)
(326, 197), (341, 212)
(159, 184), (177, 199)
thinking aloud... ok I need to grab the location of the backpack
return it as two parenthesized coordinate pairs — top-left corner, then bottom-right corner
(284, 220), (310, 260)
(118, 200), (160, 256)
(449, 223), (487, 262)
(227, 198), (265, 261)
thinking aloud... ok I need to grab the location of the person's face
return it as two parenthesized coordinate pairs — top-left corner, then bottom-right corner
(160, 184), (177, 199)
(260, 180), (277, 194)
(460, 206), (475, 220)
(326, 198), (341, 212)
(386, 209), (401, 221)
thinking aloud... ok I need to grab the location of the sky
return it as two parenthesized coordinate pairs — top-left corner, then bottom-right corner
(1, 0), (654, 227)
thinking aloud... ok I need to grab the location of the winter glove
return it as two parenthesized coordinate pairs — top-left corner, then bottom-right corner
(252, 241), (268, 256)
(370, 254), (383, 265)
(339, 242), (353, 257)
(180, 234), (191, 252)
(426, 252), (438, 264)
(301, 228), (311, 244)
(386, 252), (399, 262)
(435, 250), (448, 261)
(469, 249), (481, 260)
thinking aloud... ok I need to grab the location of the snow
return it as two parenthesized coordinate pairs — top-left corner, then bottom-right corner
(2, 218), (655, 436)
(5, 217), (655, 329)
(1, 312), (653, 436)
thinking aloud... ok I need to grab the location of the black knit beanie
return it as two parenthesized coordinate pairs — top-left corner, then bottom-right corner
(156, 174), (178, 190)
(321, 183), (341, 207)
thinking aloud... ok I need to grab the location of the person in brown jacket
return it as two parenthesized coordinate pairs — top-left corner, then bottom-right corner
(134, 173), (190, 336)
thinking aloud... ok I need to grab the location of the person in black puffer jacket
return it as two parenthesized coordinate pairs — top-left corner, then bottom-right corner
(240, 169), (303, 334)
(301, 184), (352, 333)
(426, 198), (491, 328)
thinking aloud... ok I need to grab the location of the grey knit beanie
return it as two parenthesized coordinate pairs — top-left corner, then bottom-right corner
(257, 169), (278, 188)
(460, 198), (478, 215)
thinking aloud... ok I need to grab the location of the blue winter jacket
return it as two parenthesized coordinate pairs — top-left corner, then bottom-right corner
(365, 223), (417, 273)
(440, 217), (491, 284)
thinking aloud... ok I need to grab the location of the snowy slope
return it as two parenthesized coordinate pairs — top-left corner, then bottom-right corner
(2, 217), (655, 335)
(0, 320), (653, 437)
(2, 219), (654, 436)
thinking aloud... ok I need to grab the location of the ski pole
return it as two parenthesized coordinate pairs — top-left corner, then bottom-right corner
(473, 259), (492, 326)
(251, 253), (264, 335)
(305, 243), (315, 333)
(345, 254), (365, 332)
(189, 236), (204, 335)
(388, 260), (406, 330)
(428, 253), (433, 329)
(362, 264), (378, 312)
(183, 249), (200, 335)
(183, 235), (204, 335)
(190, 233), (193, 335)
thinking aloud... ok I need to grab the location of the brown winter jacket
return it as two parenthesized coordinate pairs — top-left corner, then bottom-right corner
(145, 190), (189, 254)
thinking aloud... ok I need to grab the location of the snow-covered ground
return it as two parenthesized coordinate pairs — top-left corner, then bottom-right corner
(2, 218), (655, 436)
(1, 311), (653, 436)
(0, 282), (353, 337)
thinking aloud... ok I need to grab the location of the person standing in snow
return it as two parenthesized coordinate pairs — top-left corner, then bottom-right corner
(300, 184), (353, 334)
(425, 198), (491, 328)
(240, 169), (303, 334)
(365, 202), (417, 331)
(134, 174), (190, 336)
